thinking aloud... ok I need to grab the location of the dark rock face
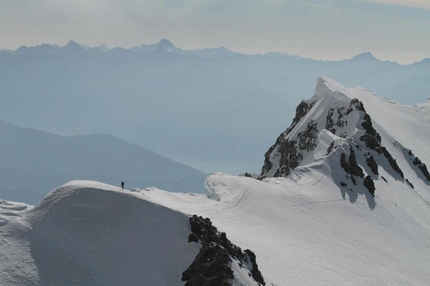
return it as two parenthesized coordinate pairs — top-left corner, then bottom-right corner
(358, 111), (404, 179)
(406, 149), (430, 182)
(361, 114), (381, 143)
(413, 158), (430, 181)
(405, 179), (415, 189)
(346, 98), (365, 115)
(359, 108), (383, 154)
(325, 108), (336, 133)
(363, 176), (375, 196)
(298, 120), (318, 151)
(287, 101), (316, 136)
(339, 145), (377, 198)
(273, 140), (302, 177)
(261, 146), (275, 178)
(340, 146), (364, 185)
(182, 215), (265, 286)
(380, 147), (404, 179)
(260, 101), (316, 178)
(359, 133), (380, 151)
(365, 154), (378, 175)
(326, 141), (336, 155)
(325, 99), (379, 142)
(270, 120), (318, 177)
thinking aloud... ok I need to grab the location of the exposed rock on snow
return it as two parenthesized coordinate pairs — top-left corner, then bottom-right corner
(260, 76), (429, 202)
(339, 145), (364, 185)
(261, 101), (317, 178)
(402, 148), (430, 182)
(0, 181), (265, 286)
(182, 215), (265, 286)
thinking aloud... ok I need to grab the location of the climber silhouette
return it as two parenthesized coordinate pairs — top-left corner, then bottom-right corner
(121, 181), (124, 189)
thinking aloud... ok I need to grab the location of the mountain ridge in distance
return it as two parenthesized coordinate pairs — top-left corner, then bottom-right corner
(1, 39), (429, 174)
(4, 39), (429, 64)
(0, 120), (208, 204)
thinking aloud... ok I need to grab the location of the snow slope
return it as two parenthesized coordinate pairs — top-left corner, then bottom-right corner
(141, 77), (430, 285)
(0, 181), (200, 286)
(1, 76), (429, 285)
(0, 181), (263, 286)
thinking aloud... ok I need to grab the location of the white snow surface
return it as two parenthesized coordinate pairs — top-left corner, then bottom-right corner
(1, 76), (430, 285)
(0, 181), (200, 286)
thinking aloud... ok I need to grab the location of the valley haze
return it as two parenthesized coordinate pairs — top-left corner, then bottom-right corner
(0, 39), (429, 174)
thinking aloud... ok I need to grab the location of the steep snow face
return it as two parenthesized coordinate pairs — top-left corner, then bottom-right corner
(261, 76), (430, 205)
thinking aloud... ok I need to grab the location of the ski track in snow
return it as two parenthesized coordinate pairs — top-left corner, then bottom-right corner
(290, 198), (348, 207)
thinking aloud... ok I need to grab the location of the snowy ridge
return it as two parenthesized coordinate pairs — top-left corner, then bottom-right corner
(0, 181), (264, 286)
(3, 181), (201, 285)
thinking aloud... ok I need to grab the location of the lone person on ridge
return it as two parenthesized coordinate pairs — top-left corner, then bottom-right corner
(121, 181), (124, 190)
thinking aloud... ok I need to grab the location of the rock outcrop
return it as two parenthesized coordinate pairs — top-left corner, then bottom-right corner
(182, 215), (265, 286)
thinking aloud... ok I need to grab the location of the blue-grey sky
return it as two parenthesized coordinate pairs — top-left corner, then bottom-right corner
(0, 0), (429, 63)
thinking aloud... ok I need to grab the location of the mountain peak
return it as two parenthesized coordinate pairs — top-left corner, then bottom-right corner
(63, 40), (85, 52)
(314, 76), (351, 102)
(157, 38), (175, 50)
(261, 76), (430, 208)
(98, 44), (109, 52)
(350, 52), (378, 61)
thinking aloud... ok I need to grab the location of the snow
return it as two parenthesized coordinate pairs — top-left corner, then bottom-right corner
(322, 75), (430, 162)
(142, 171), (430, 286)
(0, 181), (200, 286)
(230, 259), (260, 286)
(139, 77), (430, 285)
(1, 76), (430, 285)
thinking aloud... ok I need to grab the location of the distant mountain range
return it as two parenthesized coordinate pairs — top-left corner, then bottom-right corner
(4, 39), (239, 59)
(0, 39), (428, 174)
(4, 38), (429, 64)
(0, 121), (207, 204)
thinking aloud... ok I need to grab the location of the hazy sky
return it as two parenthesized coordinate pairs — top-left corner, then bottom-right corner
(0, 0), (429, 64)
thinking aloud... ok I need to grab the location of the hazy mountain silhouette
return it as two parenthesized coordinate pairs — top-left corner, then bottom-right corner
(0, 121), (207, 204)
(0, 39), (428, 173)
